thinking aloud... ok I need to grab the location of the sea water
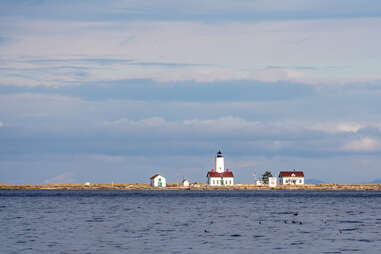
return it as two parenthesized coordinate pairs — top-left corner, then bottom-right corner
(1, 190), (381, 253)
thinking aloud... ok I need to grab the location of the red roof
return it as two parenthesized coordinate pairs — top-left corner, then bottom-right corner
(207, 171), (234, 177)
(279, 171), (304, 177)
(150, 174), (161, 179)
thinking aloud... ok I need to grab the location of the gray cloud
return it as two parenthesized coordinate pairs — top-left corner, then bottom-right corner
(1, 18), (381, 86)
(44, 172), (78, 184)
(1, 90), (381, 184)
(0, 79), (316, 102)
(2, 0), (381, 22)
(0, 36), (9, 46)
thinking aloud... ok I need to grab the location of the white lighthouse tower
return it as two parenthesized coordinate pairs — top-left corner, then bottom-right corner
(215, 150), (225, 173)
(207, 150), (234, 186)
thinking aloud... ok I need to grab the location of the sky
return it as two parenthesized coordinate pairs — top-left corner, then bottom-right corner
(1, 0), (381, 184)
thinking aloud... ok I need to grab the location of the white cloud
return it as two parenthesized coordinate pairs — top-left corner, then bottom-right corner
(341, 137), (381, 152)
(104, 117), (167, 127)
(90, 154), (126, 162)
(145, 67), (306, 83)
(104, 116), (259, 134)
(308, 122), (381, 134)
(2, 18), (381, 86)
(115, 0), (381, 16)
(44, 172), (77, 184)
(104, 116), (360, 140)
(308, 122), (364, 133)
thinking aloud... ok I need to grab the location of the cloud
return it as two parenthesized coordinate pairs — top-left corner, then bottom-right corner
(341, 137), (381, 152)
(0, 79), (316, 102)
(308, 122), (365, 134)
(44, 172), (77, 184)
(114, 0), (381, 21)
(104, 116), (261, 136)
(1, 18), (381, 86)
(140, 67), (306, 83)
(104, 117), (169, 129)
(0, 36), (9, 46)
(103, 116), (368, 143)
(2, 0), (381, 23)
(90, 154), (126, 162)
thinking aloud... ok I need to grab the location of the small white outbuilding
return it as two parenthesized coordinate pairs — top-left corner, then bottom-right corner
(181, 179), (190, 187)
(268, 177), (277, 188)
(150, 174), (166, 187)
(256, 180), (264, 186)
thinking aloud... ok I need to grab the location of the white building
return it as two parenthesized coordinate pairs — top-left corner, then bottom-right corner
(181, 179), (190, 187)
(207, 151), (234, 186)
(268, 177), (277, 188)
(256, 180), (264, 186)
(150, 174), (167, 187)
(279, 170), (304, 185)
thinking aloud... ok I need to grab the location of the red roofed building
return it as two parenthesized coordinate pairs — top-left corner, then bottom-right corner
(279, 169), (304, 185)
(207, 151), (234, 186)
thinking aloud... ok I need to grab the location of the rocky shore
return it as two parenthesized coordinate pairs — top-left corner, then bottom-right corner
(1, 183), (381, 191)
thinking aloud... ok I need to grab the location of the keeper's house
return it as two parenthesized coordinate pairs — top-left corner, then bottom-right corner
(279, 170), (304, 185)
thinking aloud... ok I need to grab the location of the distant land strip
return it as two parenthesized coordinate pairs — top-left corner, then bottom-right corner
(1, 183), (381, 191)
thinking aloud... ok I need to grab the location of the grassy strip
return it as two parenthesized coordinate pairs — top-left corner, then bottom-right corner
(1, 183), (381, 191)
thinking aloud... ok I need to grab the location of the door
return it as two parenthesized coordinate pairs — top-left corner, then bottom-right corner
(158, 178), (162, 187)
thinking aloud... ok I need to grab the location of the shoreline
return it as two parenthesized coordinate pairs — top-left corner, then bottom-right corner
(1, 183), (381, 191)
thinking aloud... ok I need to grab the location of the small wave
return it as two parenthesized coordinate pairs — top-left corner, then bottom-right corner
(358, 239), (373, 243)
(339, 220), (363, 224)
(339, 248), (360, 252)
(290, 241), (304, 245)
(339, 228), (358, 232)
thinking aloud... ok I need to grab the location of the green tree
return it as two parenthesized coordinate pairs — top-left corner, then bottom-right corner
(262, 171), (273, 184)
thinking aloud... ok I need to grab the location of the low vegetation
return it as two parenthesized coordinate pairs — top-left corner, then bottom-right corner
(1, 183), (381, 191)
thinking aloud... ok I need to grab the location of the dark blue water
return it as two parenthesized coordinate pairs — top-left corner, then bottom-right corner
(1, 190), (381, 253)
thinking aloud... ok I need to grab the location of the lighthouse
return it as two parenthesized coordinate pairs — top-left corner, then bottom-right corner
(207, 150), (234, 186)
(215, 150), (225, 173)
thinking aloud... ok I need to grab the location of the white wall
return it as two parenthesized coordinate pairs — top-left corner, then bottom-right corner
(151, 175), (167, 187)
(208, 177), (234, 186)
(215, 157), (225, 173)
(279, 177), (304, 185)
(268, 177), (277, 187)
